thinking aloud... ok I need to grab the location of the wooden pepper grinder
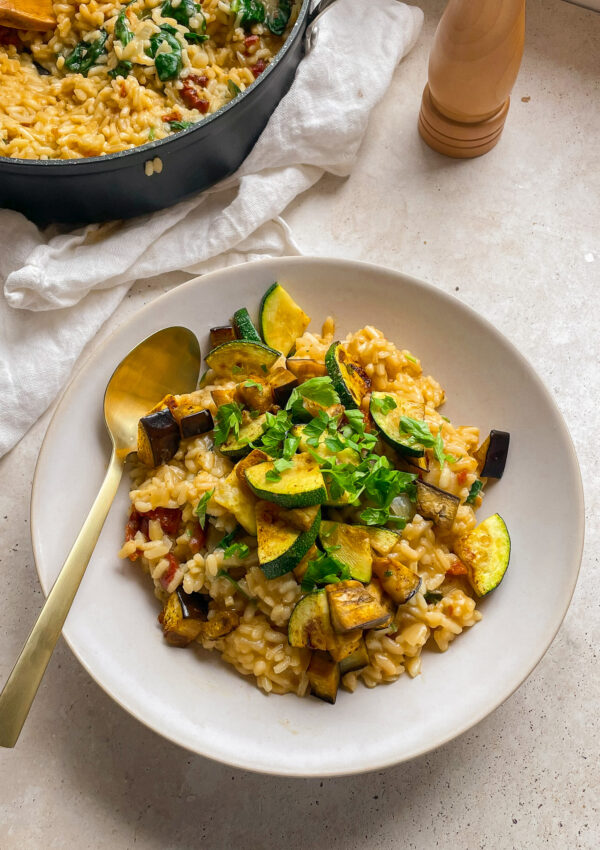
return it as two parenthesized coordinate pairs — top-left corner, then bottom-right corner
(419, 0), (526, 158)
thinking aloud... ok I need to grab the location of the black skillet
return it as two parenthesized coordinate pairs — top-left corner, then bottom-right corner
(0, 0), (338, 225)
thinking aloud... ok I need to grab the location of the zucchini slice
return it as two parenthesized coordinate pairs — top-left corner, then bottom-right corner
(325, 342), (370, 409)
(205, 340), (279, 379)
(319, 521), (372, 583)
(220, 414), (268, 459)
(454, 513), (511, 597)
(474, 430), (510, 479)
(415, 480), (459, 531)
(209, 325), (236, 349)
(232, 307), (261, 342)
(256, 501), (321, 579)
(244, 452), (327, 508)
(370, 392), (427, 457)
(339, 639), (369, 674)
(307, 651), (340, 704)
(372, 557), (421, 605)
(326, 580), (391, 633)
(293, 425), (359, 507)
(213, 469), (257, 535)
(288, 589), (330, 650)
(260, 283), (310, 356)
(358, 526), (402, 556)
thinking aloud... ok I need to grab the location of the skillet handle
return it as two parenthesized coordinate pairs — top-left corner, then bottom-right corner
(305, 0), (339, 50)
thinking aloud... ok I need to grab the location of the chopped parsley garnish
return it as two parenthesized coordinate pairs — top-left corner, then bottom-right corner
(465, 479), (483, 505)
(405, 353), (418, 364)
(213, 402), (243, 447)
(286, 376), (340, 419)
(433, 430), (457, 468)
(359, 506), (406, 529)
(370, 394), (397, 416)
(228, 79), (241, 97)
(398, 417), (456, 468)
(257, 409), (293, 457)
(195, 489), (214, 529)
(301, 549), (351, 593)
(231, 364), (243, 374)
(424, 591), (443, 604)
(243, 379), (263, 389)
(166, 120), (194, 132)
(223, 541), (250, 559)
(265, 456), (294, 482)
(216, 525), (241, 550)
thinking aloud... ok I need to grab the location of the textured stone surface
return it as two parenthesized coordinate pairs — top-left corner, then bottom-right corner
(1, 1), (598, 847)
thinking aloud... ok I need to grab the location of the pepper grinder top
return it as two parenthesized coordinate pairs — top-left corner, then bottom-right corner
(419, 0), (526, 158)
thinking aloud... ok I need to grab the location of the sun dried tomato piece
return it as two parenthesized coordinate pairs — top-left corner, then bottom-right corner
(187, 73), (208, 88)
(181, 78), (210, 112)
(456, 469), (468, 485)
(245, 35), (259, 48)
(252, 59), (267, 78)
(160, 554), (180, 590)
(189, 521), (206, 555)
(147, 507), (182, 536)
(163, 110), (182, 123)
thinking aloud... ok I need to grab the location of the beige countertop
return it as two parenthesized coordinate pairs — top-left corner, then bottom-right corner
(1, 0), (599, 847)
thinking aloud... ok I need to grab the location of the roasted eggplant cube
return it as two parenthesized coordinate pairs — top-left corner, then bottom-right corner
(416, 480), (460, 531)
(209, 325), (236, 349)
(178, 407), (214, 439)
(201, 610), (239, 639)
(326, 629), (363, 662)
(268, 367), (299, 406)
(177, 587), (210, 620)
(235, 378), (274, 413)
(475, 430), (510, 479)
(286, 358), (328, 380)
(211, 387), (237, 407)
(326, 580), (391, 633)
(161, 590), (208, 646)
(339, 639), (369, 675)
(372, 557), (421, 605)
(137, 408), (180, 467)
(307, 651), (340, 704)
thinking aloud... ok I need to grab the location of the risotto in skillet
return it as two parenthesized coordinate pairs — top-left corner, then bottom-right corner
(118, 283), (511, 703)
(0, 0), (298, 158)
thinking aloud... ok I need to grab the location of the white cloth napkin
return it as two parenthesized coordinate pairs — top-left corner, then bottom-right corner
(0, 0), (423, 457)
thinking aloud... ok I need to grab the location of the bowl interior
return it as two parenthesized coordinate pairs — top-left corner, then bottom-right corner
(30, 257), (583, 776)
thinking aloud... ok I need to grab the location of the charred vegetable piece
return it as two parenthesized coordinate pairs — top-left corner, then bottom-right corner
(288, 589), (331, 650)
(372, 557), (421, 605)
(326, 580), (391, 633)
(235, 378), (274, 412)
(319, 521), (372, 583)
(211, 387), (237, 407)
(161, 590), (208, 646)
(137, 408), (180, 467)
(280, 506), (320, 532)
(293, 544), (319, 582)
(357, 526), (402, 556)
(232, 307), (261, 342)
(415, 480), (460, 531)
(179, 408), (213, 439)
(201, 610), (239, 639)
(369, 392), (427, 457)
(256, 501), (321, 579)
(235, 448), (270, 487)
(325, 342), (371, 409)
(293, 425), (359, 506)
(474, 430), (510, 479)
(205, 340), (279, 379)
(286, 358), (328, 380)
(327, 629), (363, 663)
(364, 578), (395, 627)
(213, 468), (257, 534)
(209, 325), (236, 349)
(307, 651), (340, 704)
(268, 367), (299, 406)
(244, 452), (327, 508)
(220, 413), (268, 459)
(259, 283), (310, 356)
(339, 639), (369, 674)
(454, 513), (511, 597)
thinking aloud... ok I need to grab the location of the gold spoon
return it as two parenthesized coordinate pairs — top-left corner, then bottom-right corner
(0, 326), (201, 747)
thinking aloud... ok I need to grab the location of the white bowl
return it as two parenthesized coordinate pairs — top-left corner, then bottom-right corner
(31, 257), (584, 776)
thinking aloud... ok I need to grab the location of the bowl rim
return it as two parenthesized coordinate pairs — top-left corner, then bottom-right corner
(0, 0), (310, 170)
(30, 256), (585, 776)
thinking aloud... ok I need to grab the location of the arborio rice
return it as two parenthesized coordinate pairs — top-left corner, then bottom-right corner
(0, 0), (298, 159)
(118, 289), (510, 703)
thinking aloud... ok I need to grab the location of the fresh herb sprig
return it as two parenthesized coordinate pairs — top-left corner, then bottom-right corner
(465, 479), (483, 505)
(195, 488), (214, 529)
(301, 549), (351, 593)
(213, 402), (243, 447)
(399, 417), (457, 468)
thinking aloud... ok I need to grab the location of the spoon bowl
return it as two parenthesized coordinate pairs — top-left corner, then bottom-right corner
(0, 326), (201, 747)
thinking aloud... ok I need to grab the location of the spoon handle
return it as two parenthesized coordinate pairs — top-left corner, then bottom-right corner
(0, 450), (124, 747)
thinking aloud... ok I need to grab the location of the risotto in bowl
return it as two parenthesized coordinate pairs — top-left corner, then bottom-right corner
(119, 281), (512, 705)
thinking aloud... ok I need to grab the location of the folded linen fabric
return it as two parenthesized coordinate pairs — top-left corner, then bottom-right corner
(0, 0), (423, 457)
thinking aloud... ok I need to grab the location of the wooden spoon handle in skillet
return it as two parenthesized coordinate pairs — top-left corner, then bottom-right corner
(0, 0), (55, 30)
